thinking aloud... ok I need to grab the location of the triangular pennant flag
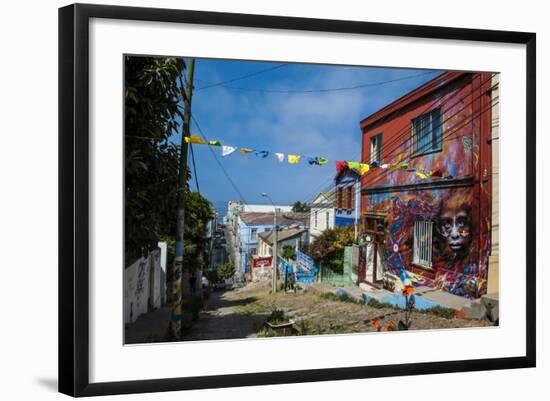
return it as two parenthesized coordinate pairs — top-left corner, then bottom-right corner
(208, 140), (221, 146)
(370, 160), (380, 168)
(359, 163), (370, 176)
(347, 161), (360, 170)
(430, 169), (443, 178)
(381, 164), (389, 169)
(255, 150), (270, 158)
(307, 157), (319, 166)
(390, 153), (403, 169)
(318, 157), (328, 165)
(240, 148), (254, 154)
(398, 163), (409, 170)
(335, 161), (347, 172)
(288, 154), (301, 164)
(184, 135), (206, 145)
(415, 171), (428, 179)
(275, 153), (285, 162)
(221, 146), (237, 157)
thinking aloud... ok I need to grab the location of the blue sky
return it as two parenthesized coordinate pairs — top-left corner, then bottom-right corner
(176, 58), (440, 207)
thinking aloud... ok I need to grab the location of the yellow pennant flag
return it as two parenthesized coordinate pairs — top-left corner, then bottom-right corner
(359, 163), (370, 175)
(288, 154), (301, 164)
(415, 171), (428, 179)
(390, 153), (403, 169)
(184, 134), (206, 145)
(240, 148), (254, 154)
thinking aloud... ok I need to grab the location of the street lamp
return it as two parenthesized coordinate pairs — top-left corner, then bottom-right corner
(261, 192), (278, 293)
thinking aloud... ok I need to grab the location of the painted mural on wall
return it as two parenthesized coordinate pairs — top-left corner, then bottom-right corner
(363, 187), (489, 298)
(360, 73), (493, 299)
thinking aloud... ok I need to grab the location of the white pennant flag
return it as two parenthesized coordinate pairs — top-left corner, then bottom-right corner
(275, 152), (285, 162)
(222, 146), (237, 157)
(381, 164), (389, 169)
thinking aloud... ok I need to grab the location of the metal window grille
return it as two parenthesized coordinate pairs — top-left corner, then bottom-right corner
(251, 228), (258, 241)
(412, 108), (442, 155)
(413, 220), (433, 268)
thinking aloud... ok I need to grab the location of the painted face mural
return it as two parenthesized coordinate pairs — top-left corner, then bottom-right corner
(437, 189), (473, 262)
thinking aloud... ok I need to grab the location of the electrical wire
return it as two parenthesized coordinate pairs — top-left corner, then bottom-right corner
(195, 63), (288, 91)
(196, 70), (439, 94)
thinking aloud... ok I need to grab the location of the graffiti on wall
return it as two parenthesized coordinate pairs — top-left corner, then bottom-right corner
(366, 186), (489, 298)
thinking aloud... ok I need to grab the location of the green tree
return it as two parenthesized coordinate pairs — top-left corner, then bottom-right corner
(281, 245), (296, 261)
(125, 56), (186, 264)
(291, 201), (310, 213)
(309, 226), (355, 273)
(217, 261), (236, 280)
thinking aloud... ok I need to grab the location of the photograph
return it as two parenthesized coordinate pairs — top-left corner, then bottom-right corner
(123, 55), (500, 344)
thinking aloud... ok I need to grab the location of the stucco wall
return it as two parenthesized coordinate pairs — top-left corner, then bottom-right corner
(124, 248), (164, 324)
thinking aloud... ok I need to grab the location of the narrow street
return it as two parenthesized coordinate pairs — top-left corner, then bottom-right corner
(181, 288), (265, 341)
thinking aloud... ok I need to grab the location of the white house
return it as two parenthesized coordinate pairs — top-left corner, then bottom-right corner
(309, 190), (336, 240)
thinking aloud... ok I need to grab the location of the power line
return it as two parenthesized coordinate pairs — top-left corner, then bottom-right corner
(196, 70), (439, 94)
(298, 86), (499, 217)
(189, 143), (200, 194)
(188, 112), (249, 206)
(297, 74), (497, 209)
(195, 63), (288, 91)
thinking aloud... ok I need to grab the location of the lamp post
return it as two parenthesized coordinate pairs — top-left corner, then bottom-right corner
(261, 193), (278, 293)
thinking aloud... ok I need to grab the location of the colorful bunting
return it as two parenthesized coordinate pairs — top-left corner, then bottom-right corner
(430, 169), (443, 178)
(221, 146), (237, 157)
(184, 135), (206, 145)
(398, 163), (409, 170)
(180, 135), (446, 181)
(359, 163), (370, 176)
(307, 156), (329, 166)
(255, 150), (270, 158)
(288, 154), (301, 164)
(335, 161), (347, 172)
(347, 161), (360, 170)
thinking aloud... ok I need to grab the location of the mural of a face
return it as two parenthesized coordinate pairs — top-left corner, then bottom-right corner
(437, 190), (472, 258)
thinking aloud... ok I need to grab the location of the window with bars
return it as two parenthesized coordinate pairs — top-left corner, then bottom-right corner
(370, 133), (383, 163)
(251, 228), (258, 241)
(413, 220), (433, 269)
(411, 108), (442, 155)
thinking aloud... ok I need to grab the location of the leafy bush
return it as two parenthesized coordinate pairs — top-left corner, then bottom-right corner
(217, 261), (235, 280)
(267, 307), (287, 325)
(308, 226), (354, 273)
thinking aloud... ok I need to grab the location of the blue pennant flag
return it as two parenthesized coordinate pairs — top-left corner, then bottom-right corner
(255, 150), (270, 158)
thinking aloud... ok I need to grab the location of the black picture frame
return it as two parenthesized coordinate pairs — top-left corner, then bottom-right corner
(59, 3), (536, 397)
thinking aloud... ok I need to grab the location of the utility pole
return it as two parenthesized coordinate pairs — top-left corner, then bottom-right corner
(272, 208), (279, 293)
(170, 58), (195, 339)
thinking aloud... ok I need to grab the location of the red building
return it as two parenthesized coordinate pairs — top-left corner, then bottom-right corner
(359, 72), (494, 298)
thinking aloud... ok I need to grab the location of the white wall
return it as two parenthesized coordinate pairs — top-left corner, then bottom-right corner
(123, 249), (164, 324)
(0, 1), (547, 401)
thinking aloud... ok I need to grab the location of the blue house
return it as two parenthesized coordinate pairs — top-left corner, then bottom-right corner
(334, 168), (360, 228)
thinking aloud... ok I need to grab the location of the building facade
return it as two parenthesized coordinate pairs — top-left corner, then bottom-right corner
(359, 72), (495, 299)
(236, 212), (308, 279)
(334, 168), (361, 230)
(308, 191), (336, 240)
